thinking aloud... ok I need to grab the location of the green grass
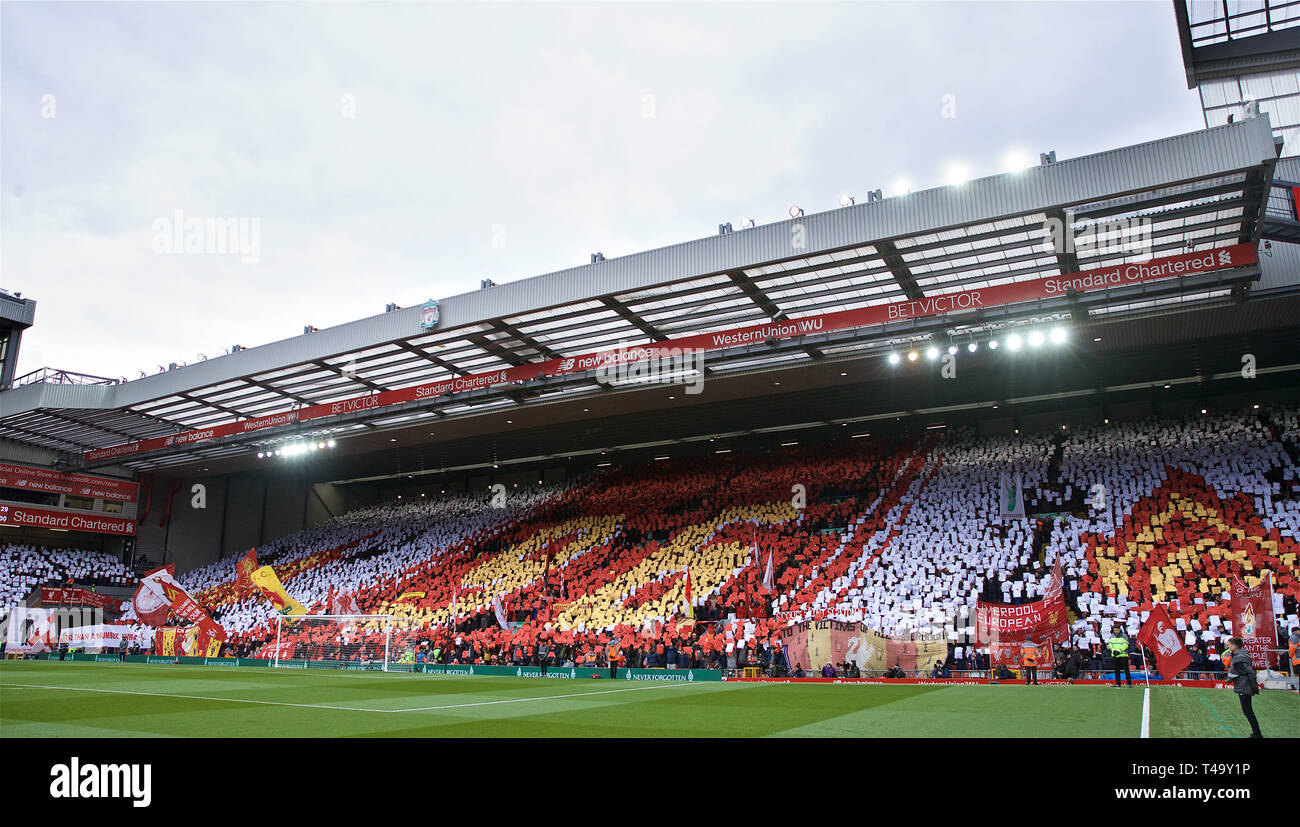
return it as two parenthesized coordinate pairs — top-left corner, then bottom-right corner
(1, 662), (1296, 738)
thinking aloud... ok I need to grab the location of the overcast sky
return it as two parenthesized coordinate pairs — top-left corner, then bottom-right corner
(2, 0), (1206, 382)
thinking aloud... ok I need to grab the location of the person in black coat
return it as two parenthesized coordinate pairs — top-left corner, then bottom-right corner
(1224, 637), (1263, 739)
(1056, 648), (1082, 683)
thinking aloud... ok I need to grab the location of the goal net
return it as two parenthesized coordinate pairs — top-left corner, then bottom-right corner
(270, 614), (400, 671)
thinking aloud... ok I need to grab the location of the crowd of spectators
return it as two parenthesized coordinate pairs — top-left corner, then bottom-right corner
(7, 406), (1298, 678)
(0, 543), (135, 607)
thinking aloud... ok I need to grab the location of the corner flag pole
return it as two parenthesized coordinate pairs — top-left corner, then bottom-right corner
(1139, 632), (1151, 689)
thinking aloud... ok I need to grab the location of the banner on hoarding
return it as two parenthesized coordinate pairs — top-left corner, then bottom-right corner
(0, 462), (138, 501)
(57, 624), (153, 650)
(989, 640), (1055, 668)
(40, 587), (124, 612)
(0, 504), (135, 536)
(781, 620), (948, 673)
(83, 244), (1258, 464)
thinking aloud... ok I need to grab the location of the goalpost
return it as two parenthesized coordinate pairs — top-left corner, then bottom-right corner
(271, 614), (398, 671)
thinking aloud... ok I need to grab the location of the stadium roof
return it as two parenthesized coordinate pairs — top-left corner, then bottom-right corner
(0, 116), (1289, 473)
(1175, 0), (1300, 87)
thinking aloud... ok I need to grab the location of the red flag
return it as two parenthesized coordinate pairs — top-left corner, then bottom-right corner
(160, 579), (227, 641)
(1138, 604), (1192, 679)
(683, 565), (694, 619)
(236, 548), (258, 587)
(131, 565), (178, 627)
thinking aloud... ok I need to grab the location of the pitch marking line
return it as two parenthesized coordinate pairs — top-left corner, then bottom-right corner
(0, 680), (710, 715)
(0, 681), (392, 713)
(1141, 687), (1150, 738)
(389, 681), (710, 712)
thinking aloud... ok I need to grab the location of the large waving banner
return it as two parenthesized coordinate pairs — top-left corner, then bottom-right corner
(132, 565), (180, 627)
(159, 580), (226, 641)
(249, 565), (308, 620)
(236, 549), (259, 588)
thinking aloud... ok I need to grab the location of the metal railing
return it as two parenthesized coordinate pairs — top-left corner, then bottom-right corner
(12, 367), (121, 388)
(1265, 180), (1296, 218)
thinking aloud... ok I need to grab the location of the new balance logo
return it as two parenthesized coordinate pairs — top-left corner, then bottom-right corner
(50, 758), (151, 807)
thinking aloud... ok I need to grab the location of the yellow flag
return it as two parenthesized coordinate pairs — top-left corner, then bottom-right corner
(157, 627), (178, 656)
(249, 565), (308, 620)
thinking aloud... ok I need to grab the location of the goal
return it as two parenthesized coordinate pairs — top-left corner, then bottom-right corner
(271, 614), (398, 671)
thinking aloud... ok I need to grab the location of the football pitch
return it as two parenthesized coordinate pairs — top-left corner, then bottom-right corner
(1, 661), (1296, 738)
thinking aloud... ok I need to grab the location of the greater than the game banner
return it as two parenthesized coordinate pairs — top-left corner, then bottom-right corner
(82, 243), (1259, 463)
(1230, 574), (1277, 669)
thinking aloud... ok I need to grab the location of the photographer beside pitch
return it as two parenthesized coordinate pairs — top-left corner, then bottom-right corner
(1224, 637), (1263, 739)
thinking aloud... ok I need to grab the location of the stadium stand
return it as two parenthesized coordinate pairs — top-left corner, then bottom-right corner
(0, 544), (135, 608)
(12, 409), (1298, 674)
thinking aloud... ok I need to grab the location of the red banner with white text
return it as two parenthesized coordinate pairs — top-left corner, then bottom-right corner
(40, 587), (124, 612)
(1230, 576), (1277, 669)
(976, 589), (1069, 645)
(0, 504), (135, 536)
(83, 244), (1259, 464)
